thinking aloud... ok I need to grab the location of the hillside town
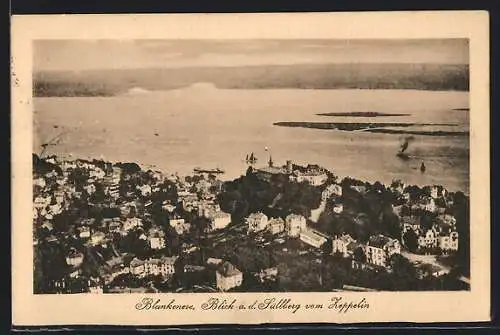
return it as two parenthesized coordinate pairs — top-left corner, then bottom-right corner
(33, 154), (470, 294)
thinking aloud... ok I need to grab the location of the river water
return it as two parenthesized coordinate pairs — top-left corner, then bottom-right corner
(34, 86), (469, 193)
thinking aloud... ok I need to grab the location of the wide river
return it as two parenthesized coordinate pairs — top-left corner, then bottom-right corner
(34, 86), (469, 193)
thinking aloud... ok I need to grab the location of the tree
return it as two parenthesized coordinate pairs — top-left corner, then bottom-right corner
(403, 229), (419, 253)
(389, 254), (416, 278)
(353, 247), (366, 263)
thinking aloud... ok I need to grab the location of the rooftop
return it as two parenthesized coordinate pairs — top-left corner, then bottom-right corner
(367, 234), (394, 249)
(300, 228), (328, 243)
(217, 262), (242, 277)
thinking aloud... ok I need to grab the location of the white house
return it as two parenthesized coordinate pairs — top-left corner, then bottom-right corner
(129, 258), (146, 277)
(91, 231), (106, 246)
(418, 229), (438, 250)
(144, 256), (178, 277)
(365, 235), (401, 267)
(285, 214), (306, 238)
(438, 231), (459, 252)
(78, 226), (91, 239)
(33, 177), (46, 188)
(148, 227), (166, 249)
(207, 258), (224, 266)
(246, 212), (269, 234)
(290, 170), (328, 186)
(210, 212), (231, 230)
(137, 184), (152, 197)
(84, 183), (96, 195)
(65, 249), (84, 267)
(267, 217), (285, 235)
(437, 214), (457, 226)
(332, 234), (355, 257)
(122, 217), (143, 232)
(170, 218), (191, 235)
(216, 262), (243, 292)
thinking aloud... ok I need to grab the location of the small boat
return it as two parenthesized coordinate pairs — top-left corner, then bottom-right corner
(420, 162), (426, 173)
(193, 167), (225, 174)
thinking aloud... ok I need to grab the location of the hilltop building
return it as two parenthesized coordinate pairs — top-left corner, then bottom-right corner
(216, 262), (243, 292)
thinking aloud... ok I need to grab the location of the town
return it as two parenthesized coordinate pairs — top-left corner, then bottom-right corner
(33, 153), (470, 294)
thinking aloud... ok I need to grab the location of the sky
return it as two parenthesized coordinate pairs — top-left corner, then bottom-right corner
(34, 39), (469, 71)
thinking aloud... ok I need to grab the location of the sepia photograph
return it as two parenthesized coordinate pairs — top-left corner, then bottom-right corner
(12, 12), (490, 325)
(32, 37), (471, 294)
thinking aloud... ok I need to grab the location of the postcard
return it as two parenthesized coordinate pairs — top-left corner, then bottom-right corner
(11, 11), (490, 326)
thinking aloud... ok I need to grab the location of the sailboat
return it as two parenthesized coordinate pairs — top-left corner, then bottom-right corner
(246, 152), (258, 164)
(396, 136), (413, 161)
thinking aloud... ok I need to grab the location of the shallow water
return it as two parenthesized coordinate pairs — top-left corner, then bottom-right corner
(34, 87), (469, 193)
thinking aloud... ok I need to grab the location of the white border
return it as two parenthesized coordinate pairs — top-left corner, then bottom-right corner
(11, 11), (490, 326)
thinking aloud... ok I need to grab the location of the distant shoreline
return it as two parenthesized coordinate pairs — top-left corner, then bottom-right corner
(33, 62), (469, 97)
(317, 112), (411, 117)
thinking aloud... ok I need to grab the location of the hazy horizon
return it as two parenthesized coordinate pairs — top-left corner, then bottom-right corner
(34, 39), (469, 72)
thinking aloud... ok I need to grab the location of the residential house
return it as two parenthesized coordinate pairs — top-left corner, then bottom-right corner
(78, 226), (91, 239)
(438, 230), (459, 252)
(299, 228), (328, 249)
(108, 219), (122, 234)
(65, 249), (84, 267)
(103, 257), (129, 283)
(206, 258), (223, 266)
(119, 202), (135, 217)
(285, 214), (306, 238)
(34, 195), (51, 210)
(246, 212), (269, 234)
(390, 180), (406, 196)
(333, 203), (344, 214)
(41, 220), (54, 232)
(130, 258), (146, 277)
(33, 177), (46, 188)
(210, 211), (231, 231)
(170, 218), (191, 235)
(147, 227), (166, 249)
(144, 256), (179, 277)
(401, 216), (421, 234)
(289, 167), (328, 186)
(88, 283), (104, 294)
(257, 267), (278, 282)
(267, 217), (285, 235)
(84, 183), (96, 195)
(137, 184), (152, 197)
(415, 262), (448, 279)
(122, 217), (143, 232)
(91, 231), (106, 246)
(365, 235), (401, 267)
(198, 202), (220, 218)
(69, 268), (81, 279)
(332, 234), (355, 257)
(216, 262), (243, 292)
(48, 203), (63, 216)
(437, 214), (457, 226)
(418, 229), (438, 251)
(162, 201), (176, 213)
(322, 184), (342, 200)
